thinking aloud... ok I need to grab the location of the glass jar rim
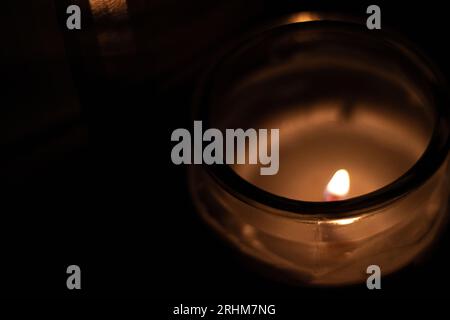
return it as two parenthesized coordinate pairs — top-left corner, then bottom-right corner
(193, 14), (450, 217)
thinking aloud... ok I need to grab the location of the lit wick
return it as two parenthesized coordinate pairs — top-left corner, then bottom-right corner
(324, 169), (350, 201)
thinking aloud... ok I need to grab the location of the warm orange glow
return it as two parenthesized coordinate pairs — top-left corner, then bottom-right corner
(89, 0), (129, 18)
(288, 12), (322, 23)
(330, 217), (360, 225)
(325, 169), (350, 201)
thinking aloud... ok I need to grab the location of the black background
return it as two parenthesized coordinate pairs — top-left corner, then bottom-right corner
(2, 0), (450, 303)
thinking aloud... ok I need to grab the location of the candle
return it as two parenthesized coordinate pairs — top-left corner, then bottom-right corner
(232, 104), (428, 202)
(189, 14), (450, 285)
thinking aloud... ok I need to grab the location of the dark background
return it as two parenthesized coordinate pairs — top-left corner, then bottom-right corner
(2, 0), (450, 303)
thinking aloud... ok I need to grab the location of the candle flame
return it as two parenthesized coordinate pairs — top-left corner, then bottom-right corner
(325, 169), (350, 200)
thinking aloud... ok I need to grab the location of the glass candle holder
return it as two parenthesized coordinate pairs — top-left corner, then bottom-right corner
(189, 14), (450, 286)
